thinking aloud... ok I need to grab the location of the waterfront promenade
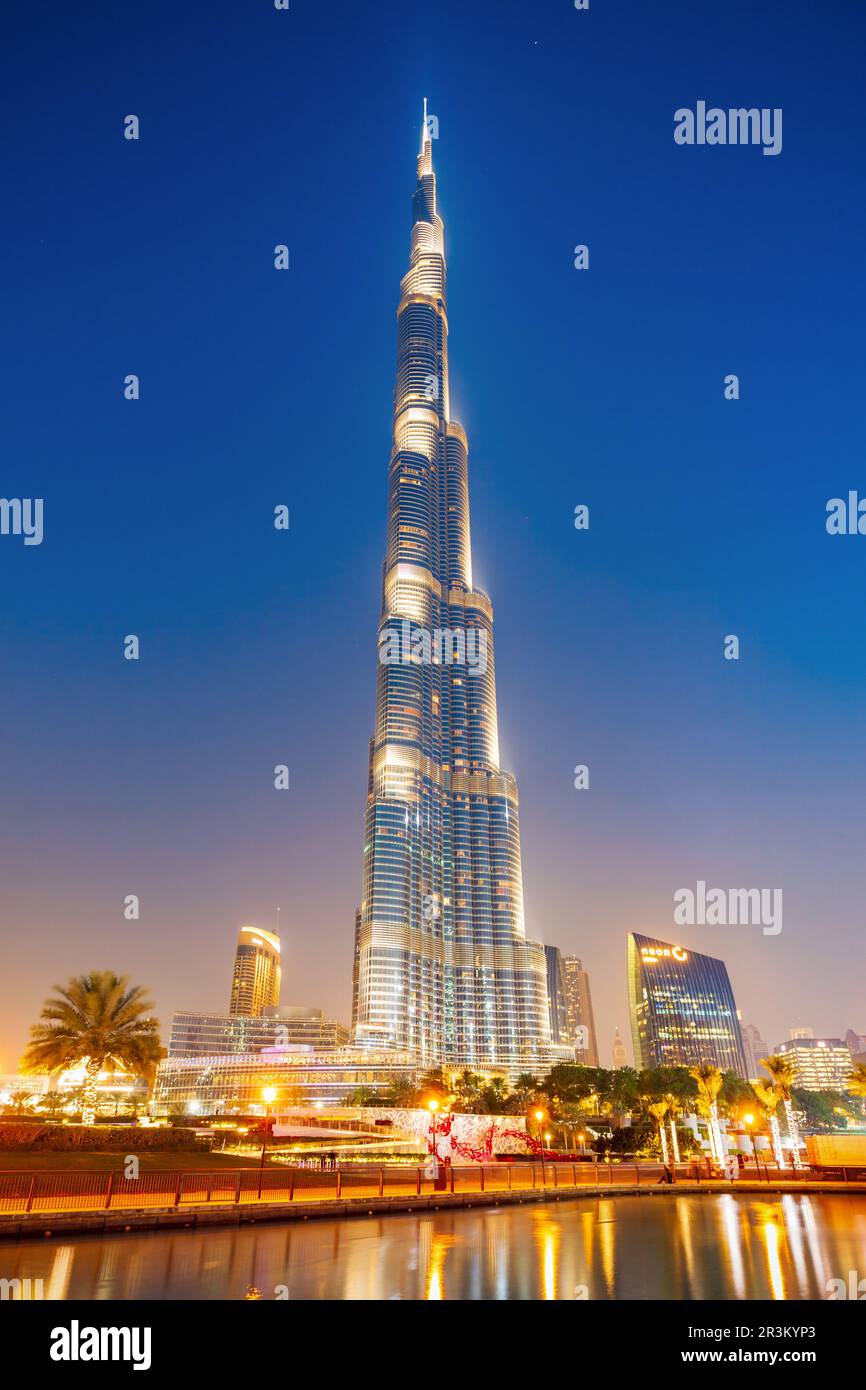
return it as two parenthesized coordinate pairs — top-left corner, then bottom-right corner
(2, 1160), (864, 1241)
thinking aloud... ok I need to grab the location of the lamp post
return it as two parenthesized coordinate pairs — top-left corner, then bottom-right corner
(259, 1087), (277, 1199)
(427, 1097), (440, 1161)
(534, 1108), (546, 1181)
(743, 1112), (759, 1172)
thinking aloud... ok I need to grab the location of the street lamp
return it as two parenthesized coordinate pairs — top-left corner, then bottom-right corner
(743, 1112), (759, 1171)
(533, 1108), (547, 1180)
(259, 1087), (278, 1197)
(427, 1098), (440, 1161)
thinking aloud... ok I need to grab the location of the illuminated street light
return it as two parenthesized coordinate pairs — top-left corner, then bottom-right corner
(743, 1112), (759, 1169)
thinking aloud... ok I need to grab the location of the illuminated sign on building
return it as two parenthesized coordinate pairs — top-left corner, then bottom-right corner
(640, 945), (688, 963)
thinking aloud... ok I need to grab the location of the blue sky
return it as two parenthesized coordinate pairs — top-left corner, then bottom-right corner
(2, 0), (865, 1067)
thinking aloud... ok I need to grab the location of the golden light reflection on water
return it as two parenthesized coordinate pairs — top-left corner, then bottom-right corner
(425, 1234), (456, 1300)
(718, 1195), (746, 1299)
(757, 1206), (786, 1300)
(531, 1212), (561, 1300)
(595, 1199), (616, 1297)
(3, 1194), (865, 1300)
(781, 1194), (810, 1296)
(675, 1196), (697, 1296)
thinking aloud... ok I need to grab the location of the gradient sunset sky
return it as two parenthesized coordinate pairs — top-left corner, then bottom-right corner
(2, 0), (865, 1070)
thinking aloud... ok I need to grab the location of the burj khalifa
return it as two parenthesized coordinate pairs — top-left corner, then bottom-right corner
(352, 103), (551, 1073)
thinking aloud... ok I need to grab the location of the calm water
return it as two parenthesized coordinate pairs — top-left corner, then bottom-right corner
(5, 1194), (866, 1300)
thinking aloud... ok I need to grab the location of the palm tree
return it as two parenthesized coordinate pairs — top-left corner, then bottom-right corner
(752, 1082), (784, 1168)
(348, 1085), (382, 1107)
(847, 1062), (866, 1103)
(508, 1073), (542, 1109)
(417, 1068), (451, 1103)
(689, 1063), (725, 1164)
(648, 1099), (670, 1165)
(3, 1089), (34, 1116)
(451, 1069), (486, 1113)
(34, 1090), (69, 1119)
(22, 973), (163, 1125)
(380, 1077), (419, 1108)
(605, 1066), (640, 1126)
(761, 1055), (803, 1168)
(664, 1092), (682, 1163)
(479, 1076), (510, 1115)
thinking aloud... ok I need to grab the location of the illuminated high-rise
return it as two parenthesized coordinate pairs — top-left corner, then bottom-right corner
(562, 955), (599, 1065)
(228, 925), (281, 1018)
(544, 946), (569, 1046)
(741, 1020), (769, 1080)
(352, 103), (551, 1070)
(627, 933), (747, 1077)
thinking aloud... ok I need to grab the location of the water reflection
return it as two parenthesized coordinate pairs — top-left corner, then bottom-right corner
(2, 1194), (865, 1300)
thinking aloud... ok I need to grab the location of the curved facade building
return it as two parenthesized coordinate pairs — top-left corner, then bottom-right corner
(627, 933), (747, 1077)
(352, 104), (550, 1071)
(228, 926), (281, 1018)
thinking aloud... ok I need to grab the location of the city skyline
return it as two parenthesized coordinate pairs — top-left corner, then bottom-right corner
(2, 0), (866, 1072)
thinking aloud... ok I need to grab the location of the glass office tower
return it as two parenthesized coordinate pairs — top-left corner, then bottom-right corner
(562, 955), (600, 1065)
(544, 946), (569, 1046)
(627, 933), (747, 1076)
(352, 104), (551, 1071)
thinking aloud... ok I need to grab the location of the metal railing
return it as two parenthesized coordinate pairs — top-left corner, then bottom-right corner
(0, 1158), (861, 1217)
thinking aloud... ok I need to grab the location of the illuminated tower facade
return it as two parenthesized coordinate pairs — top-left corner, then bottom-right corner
(562, 956), (600, 1066)
(228, 926), (281, 1018)
(352, 103), (551, 1070)
(627, 933), (747, 1077)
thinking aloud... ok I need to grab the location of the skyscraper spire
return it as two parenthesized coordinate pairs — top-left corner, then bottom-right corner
(351, 110), (553, 1073)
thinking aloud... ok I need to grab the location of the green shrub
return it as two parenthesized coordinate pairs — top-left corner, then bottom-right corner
(0, 1122), (200, 1152)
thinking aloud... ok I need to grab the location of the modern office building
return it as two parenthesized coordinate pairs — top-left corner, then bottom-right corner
(741, 1021), (770, 1080)
(627, 933), (747, 1077)
(151, 1047), (419, 1114)
(351, 102), (551, 1071)
(168, 1008), (349, 1058)
(351, 907), (362, 1028)
(544, 946), (569, 1045)
(228, 925), (281, 1017)
(611, 1028), (628, 1069)
(775, 1037), (854, 1092)
(789, 1025), (815, 1040)
(562, 956), (599, 1066)
(845, 1028), (866, 1056)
